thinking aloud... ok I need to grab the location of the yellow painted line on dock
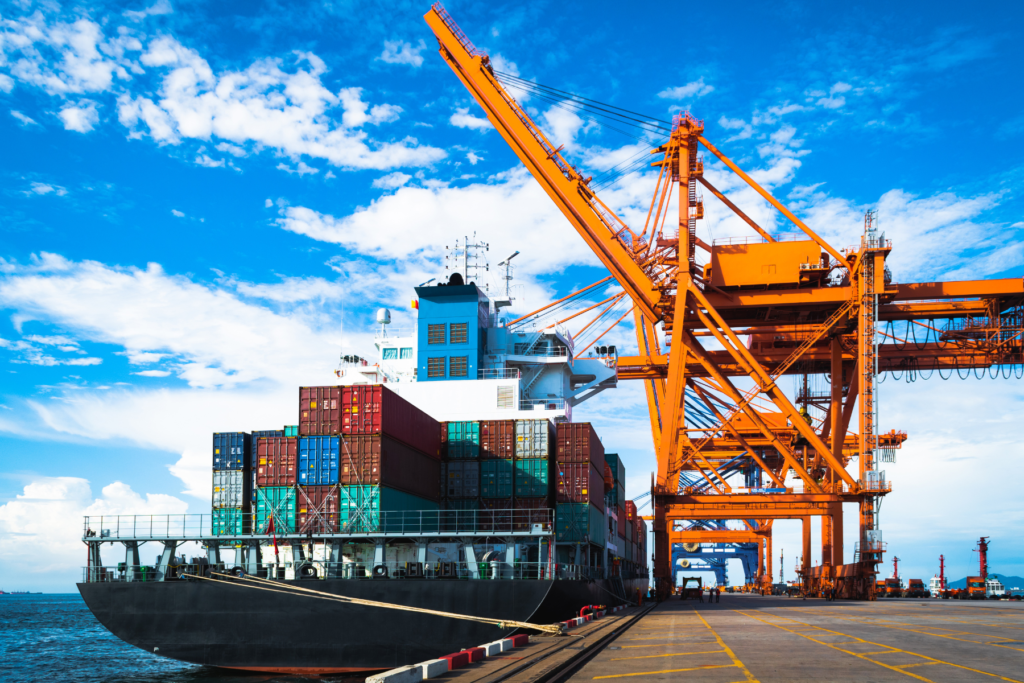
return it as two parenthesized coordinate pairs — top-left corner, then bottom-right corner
(592, 663), (737, 679)
(692, 607), (759, 682)
(609, 649), (727, 661)
(617, 640), (717, 649)
(737, 610), (1024, 683)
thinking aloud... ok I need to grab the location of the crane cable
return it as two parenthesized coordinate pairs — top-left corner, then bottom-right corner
(192, 572), (565, 635)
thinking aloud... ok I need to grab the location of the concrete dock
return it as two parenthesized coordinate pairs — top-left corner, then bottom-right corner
(426, 595), (1024, 683)
(568, 595), (1024, 682)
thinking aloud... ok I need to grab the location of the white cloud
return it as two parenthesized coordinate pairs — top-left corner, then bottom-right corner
(25, 182), (67, 197)
(0, 477), (187, 589)
(133, 369), (171, 377)
(657, 78), (714, 100)
(0, 74), (13, 92)
(215, 141), (246, 157)
(58, 100), (100, 132)
(264, 198), (273, 208)
(171, 209), (185, 217)
(372, 171), (411, 189)
(450, 107), (492, 131)
(718, 115), (753, 141)
(466, 152), (482, 165)
(816, 94), (846, 109)
(124, 0), (174, 21)
(490, 54), (520, 78)
(277, 161), (319, 176)
(1, 17), (136, 96)
(194, 153), (224, 168)
(378, 39), (426, 67)
(10, 110), (37, 126)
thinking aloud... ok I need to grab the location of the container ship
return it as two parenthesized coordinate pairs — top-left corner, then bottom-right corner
(77, 273), (649, 674)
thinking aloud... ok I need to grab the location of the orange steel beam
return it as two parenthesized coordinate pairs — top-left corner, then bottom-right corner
(425, 7), (663, 321)
(575, 304), (634, 356)
(669, 530), (767, 545)
(504, 276), (612, 327)
(697, 135), (847, 268)
(697, 176), (774, 243)
(555, 291), (623, 326)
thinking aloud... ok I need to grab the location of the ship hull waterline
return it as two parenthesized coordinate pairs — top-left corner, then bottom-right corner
(78, 577), (645, 673)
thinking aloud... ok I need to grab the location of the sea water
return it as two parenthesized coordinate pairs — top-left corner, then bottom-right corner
(1, 594), (359, 682)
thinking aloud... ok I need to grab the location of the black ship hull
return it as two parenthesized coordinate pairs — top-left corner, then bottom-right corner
(78, 577), (645, 674)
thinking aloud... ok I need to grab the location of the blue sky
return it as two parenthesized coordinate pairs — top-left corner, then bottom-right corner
(1, 0), (1022, 591)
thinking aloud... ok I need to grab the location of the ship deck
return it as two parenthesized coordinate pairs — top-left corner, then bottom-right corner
(432, 595), (1024, 683)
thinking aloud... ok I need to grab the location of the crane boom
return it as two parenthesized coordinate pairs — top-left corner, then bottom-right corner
(424, 4), (663, 322)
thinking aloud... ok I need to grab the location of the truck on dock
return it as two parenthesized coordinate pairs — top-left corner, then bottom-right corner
(905, 579), (928, 598)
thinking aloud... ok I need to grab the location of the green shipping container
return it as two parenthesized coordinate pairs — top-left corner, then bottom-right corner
(446, 421), (480, 459)
(212, 507), (248, 535)
(284, 425), (298, 437)
(514, 458), (550, 497)
(255, 486), (296, 533)
(555, 502), (605, 545)
(481, 459), (514, 498)
(515, 419), (553, 459)
(604, 453), (627, 509)
(339, 485), (440, 532)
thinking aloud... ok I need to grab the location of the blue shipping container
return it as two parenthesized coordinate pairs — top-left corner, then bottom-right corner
(299, 436), (340, 485)
(213, 432), (250, 470)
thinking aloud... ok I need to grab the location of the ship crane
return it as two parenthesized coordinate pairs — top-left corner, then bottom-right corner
(425, 3), (1024, 600)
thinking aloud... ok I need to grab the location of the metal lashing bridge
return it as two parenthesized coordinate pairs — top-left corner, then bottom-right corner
(426, 3), (1024, 600)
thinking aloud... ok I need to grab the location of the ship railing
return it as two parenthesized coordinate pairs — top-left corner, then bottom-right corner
(81, 560), (603, 583)
(519, 398), (566, 411)
(83, 510), (556, 540)
(478, 368), (521, 379)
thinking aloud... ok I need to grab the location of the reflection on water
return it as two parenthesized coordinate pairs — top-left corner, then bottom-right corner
(1, 595), (366, 683)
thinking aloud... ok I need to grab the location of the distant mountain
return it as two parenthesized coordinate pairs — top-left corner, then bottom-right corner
(946, 574), (1024, 589)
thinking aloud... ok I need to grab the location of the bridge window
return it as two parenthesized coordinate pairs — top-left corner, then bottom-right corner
(382, 348), (398, 360)
(450, 356), (468, 377)
(428, 324), (446, 345)
(400, 347), (414, 359)
(450, 323), (468, 344)
(427, 357), (446, 378)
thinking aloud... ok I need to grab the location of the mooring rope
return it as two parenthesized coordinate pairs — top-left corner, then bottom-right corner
(191, 572), (565, 635)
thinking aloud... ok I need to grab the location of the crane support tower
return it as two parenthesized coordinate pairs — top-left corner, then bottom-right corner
(425, 4), (1024, 600)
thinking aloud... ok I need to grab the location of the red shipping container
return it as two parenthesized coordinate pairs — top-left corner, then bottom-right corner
(337, 434), (441, 502)
(556, 423), (604, 467)
(480, 498), (512, 528)
(296, 485), (339, 533)
(513, 497), (551, 531)
(625, 500), (637, 521)
(480, 420), (515, 459)
(556, 462), (604, 512)
(299, 385), (442, 458)
(255, 437), (298, 486)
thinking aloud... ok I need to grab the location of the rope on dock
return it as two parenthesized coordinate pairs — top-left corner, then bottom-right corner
(192, 572), (565, 635)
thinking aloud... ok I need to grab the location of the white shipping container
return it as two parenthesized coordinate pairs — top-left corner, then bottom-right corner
(213, 470), (247, 508)
(515, 419), (553, 459)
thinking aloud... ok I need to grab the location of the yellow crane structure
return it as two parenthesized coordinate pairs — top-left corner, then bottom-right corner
(424, 4), (1024, 599)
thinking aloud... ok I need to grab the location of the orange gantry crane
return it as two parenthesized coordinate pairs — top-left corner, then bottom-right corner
(424, 4), (1024, 599)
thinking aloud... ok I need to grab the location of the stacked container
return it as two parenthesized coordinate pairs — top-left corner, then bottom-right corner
(212, 432), (251, 535)
(254, 435), (298, 533)
(300, 385), (441, 534)
(513, 419), (554, 529)
(555, 423), (605, 544)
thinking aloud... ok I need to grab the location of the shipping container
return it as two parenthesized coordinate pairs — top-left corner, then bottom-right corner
(515, 419), (553, 459)
(480, 498), (512, 528)
(481, 458), (514, 498)
(555, 462), (604, 511)
(625, 500), (637, 521)
(444, 498), (480, 510)
(339, 435), (441, 502)
(252, 429), (285, 439)
(556, 423), (604, 467)
(624, 514), (634, 542)
(213, 470), (249, 509)
(212, 507), (248, 535)
(443, 460), (479, 498)
(445, 421), (480, 459)
(513, 497), (550, 531)
(255, 486), (295, 534)
(480, 420), (515, 459)
(514, 458), (550, 498)
(284, 425), (298, 437)
(604, 453), (627, 509)
(555, 502), (605, 545)
(213, 432), (250, 470)
(299, 436), (339, 486)
(338, 485), (439, 533)
(296, 485), (339, 533)
(299, 385), (442, 457)
(255, 437), (298, 487)
(617, 505), (626, 538)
